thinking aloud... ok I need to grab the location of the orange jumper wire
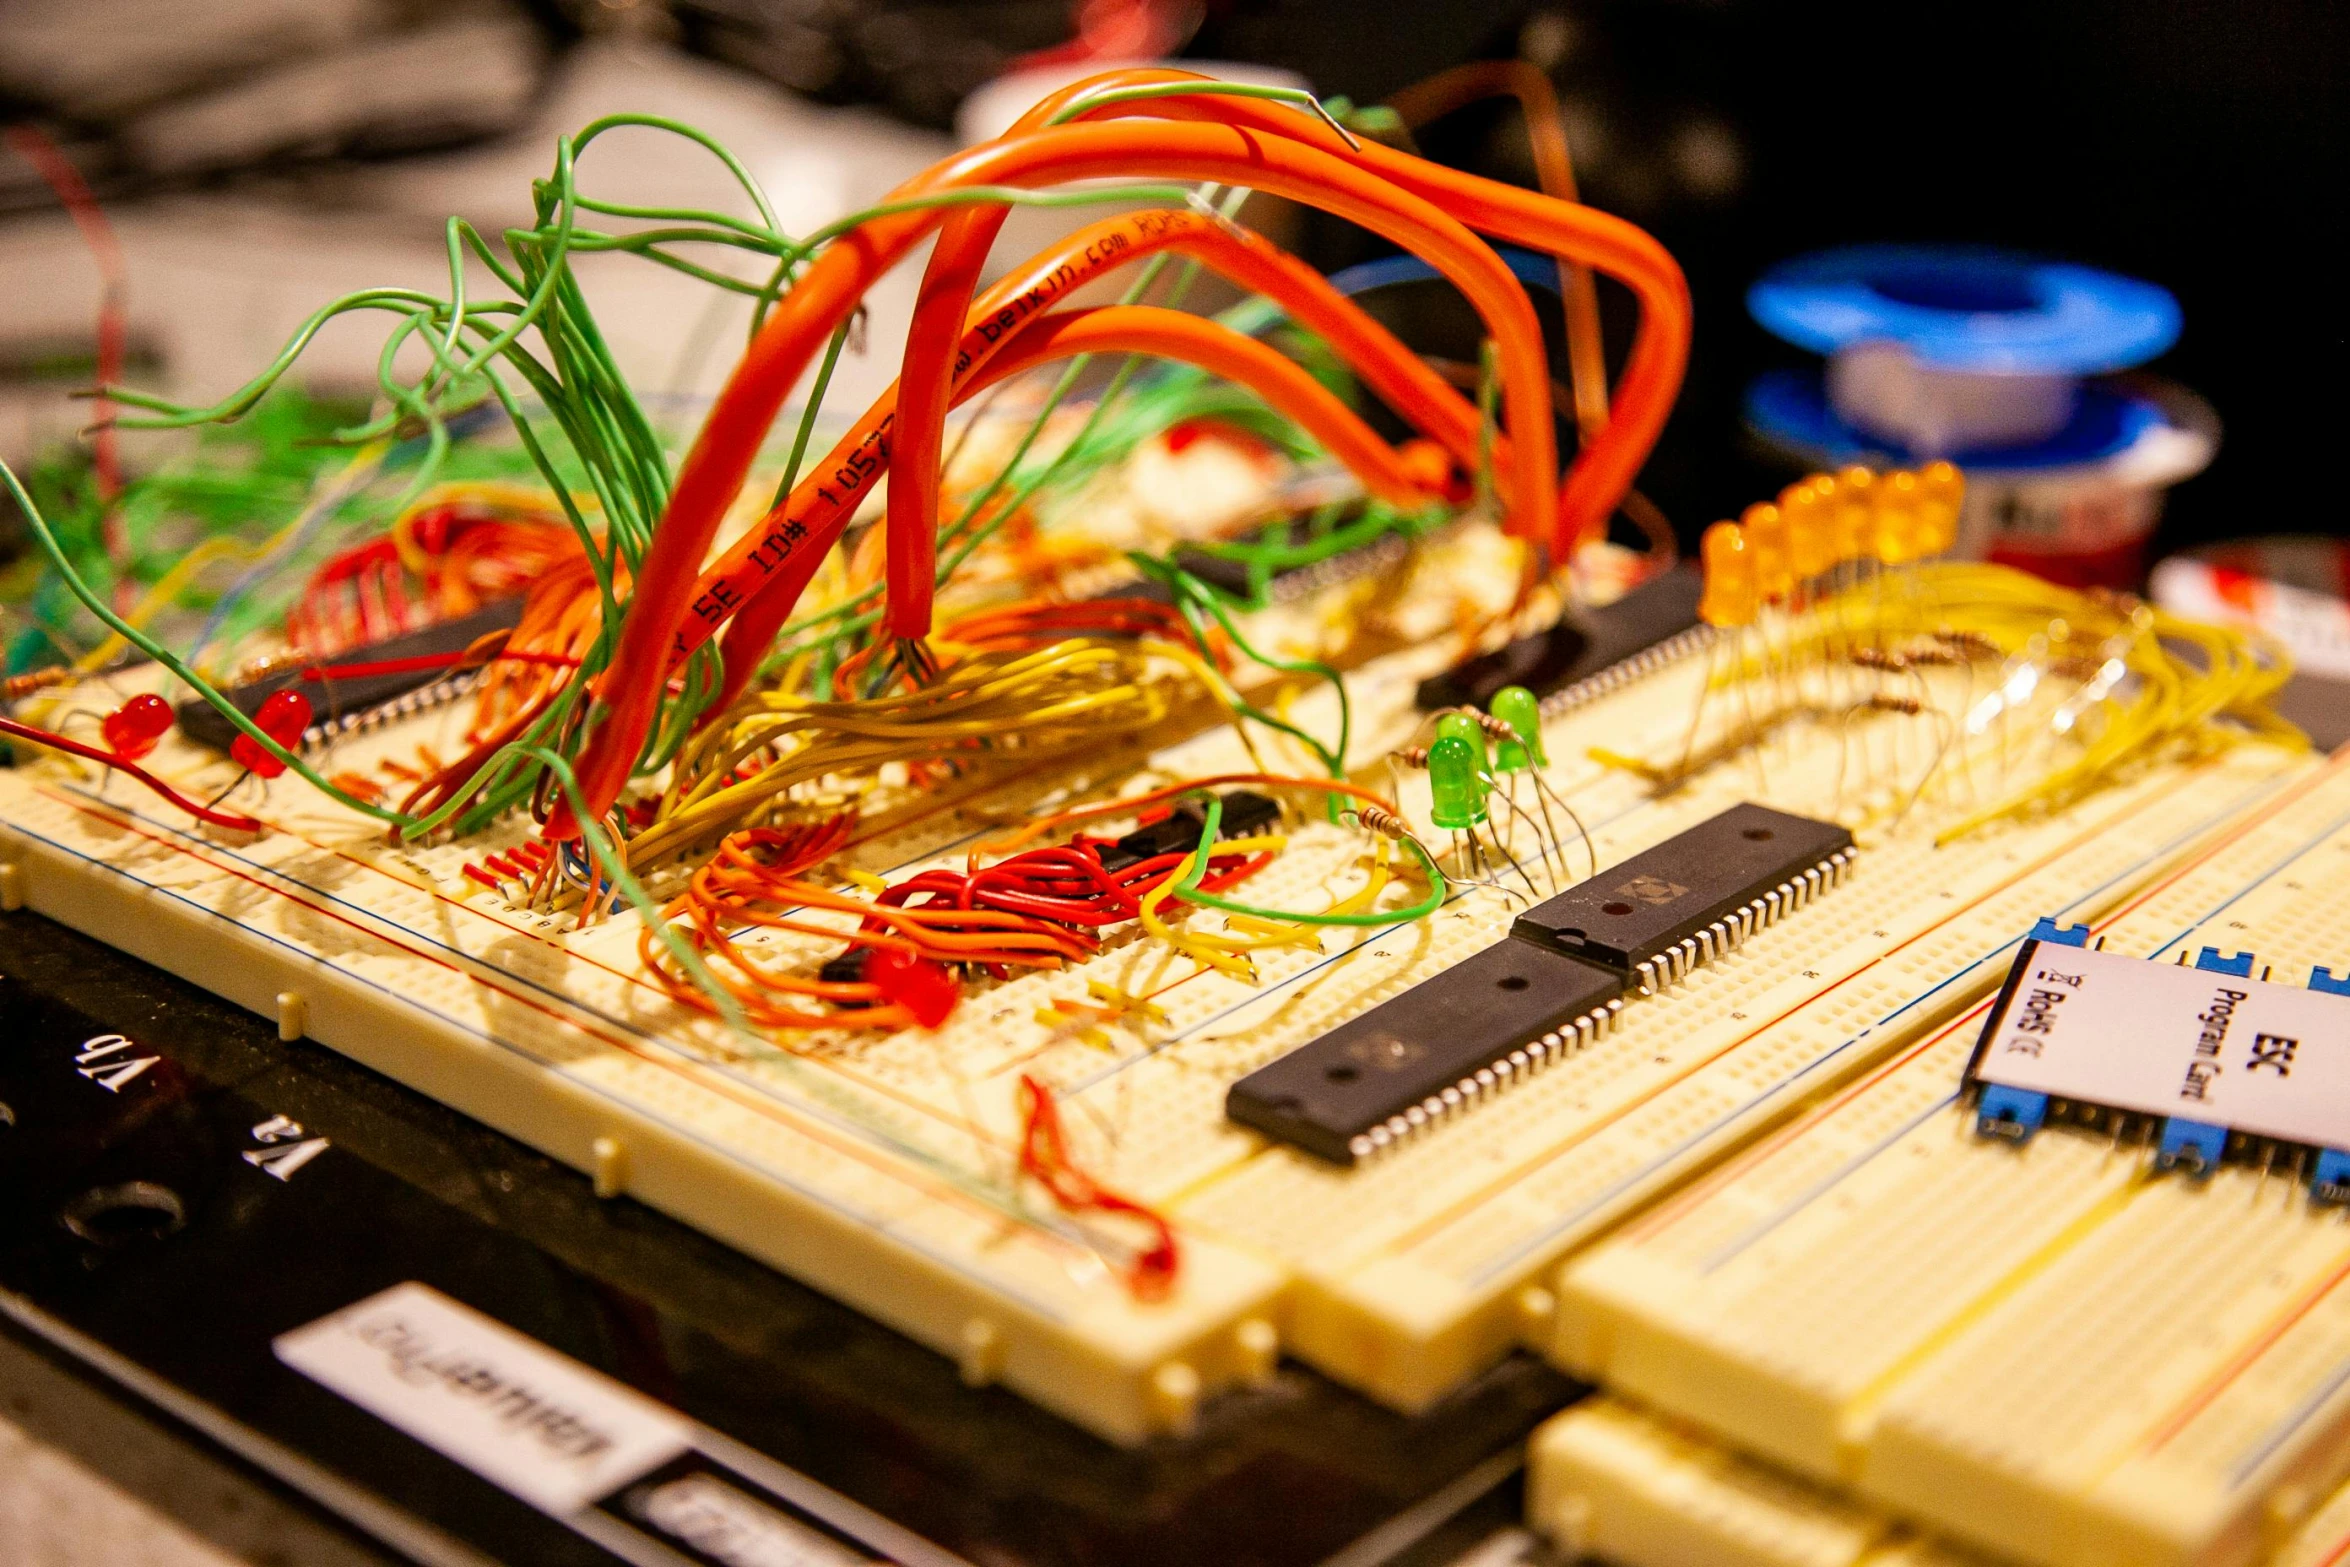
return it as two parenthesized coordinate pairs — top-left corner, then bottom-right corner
(887, 69), (1550, 639)
(881, 66), (1687, 639)
(681, 205), (1488, 712)
(693, 302), (1438, 713)
(554, 117), (1561, 836)
(555, 79), (1687, 840)
(1383, 60), (1611, 440)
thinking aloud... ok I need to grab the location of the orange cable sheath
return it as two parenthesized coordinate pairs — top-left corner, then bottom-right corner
(560, 95), (1682, 835)
(1383, 60), (1612, 439)
(550, 116), (1567, 834)
(1061, 76), (1688, 551)
(879, 65), (1687, 642)
(683, 299), (1435, 717)
(882, 75), (1555, 640)
(677, 205), (1489, 712)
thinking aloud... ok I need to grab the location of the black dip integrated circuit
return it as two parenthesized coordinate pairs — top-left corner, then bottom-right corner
(1225, 940), (1625, 1165)
(1512, 803), (1856, 993)
(1226, 801), (1859, 1165)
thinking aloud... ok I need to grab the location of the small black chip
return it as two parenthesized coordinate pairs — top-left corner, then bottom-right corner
(1512, 803), (1854, 991)
(175, 599), (525, 754)
(1225, 940), (1624, 1165)
(818, 951), (870, 986)
(1095, 790), (1282, 872)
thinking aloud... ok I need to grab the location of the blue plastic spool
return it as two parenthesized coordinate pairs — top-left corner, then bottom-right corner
(1744, 245), (2187, 472)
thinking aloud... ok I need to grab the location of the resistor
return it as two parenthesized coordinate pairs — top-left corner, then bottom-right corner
(1453, 705), (1523, 749)
(233, 649), (311, 686)
(1349, 802), (1413, 839)
(1865, 693), (1924, 715)
(1849, 646), (1912, 671)
(1, 666), (74, 703)
(1932, 629), (2002, 661)
(1395, 745), (1430, 769)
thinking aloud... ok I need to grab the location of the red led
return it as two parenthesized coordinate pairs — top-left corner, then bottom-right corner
(231, 689), (312, 778)
(865, 946), (959, 1028)
(100, 693), (174, 761)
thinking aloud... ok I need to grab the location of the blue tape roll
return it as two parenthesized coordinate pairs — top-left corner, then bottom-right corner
(1743, 367), (2170, 470)
(1748, 246), (2180, 376)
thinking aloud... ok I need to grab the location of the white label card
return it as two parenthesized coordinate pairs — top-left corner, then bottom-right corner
(1973, 943), (2350, 1148)
(633, 1472), (877, 1567)
(275, 1282), (692, 1514)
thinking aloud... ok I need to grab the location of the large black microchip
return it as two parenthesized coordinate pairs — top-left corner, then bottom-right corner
(1512, 803), (1854, 990)
(1225, 940), (1624, 1165)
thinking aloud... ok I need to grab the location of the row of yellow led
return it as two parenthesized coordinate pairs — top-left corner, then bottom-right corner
(1697, 461), (1965, 627)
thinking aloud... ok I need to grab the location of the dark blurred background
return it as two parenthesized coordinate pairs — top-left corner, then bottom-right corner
(0, 0), (2338, 559)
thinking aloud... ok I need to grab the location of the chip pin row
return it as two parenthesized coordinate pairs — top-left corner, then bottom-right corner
(1346, 999), (1626, 1162)
(301, 669), (484, 752)
(1631, 847), (1856, 996)
(1536, 624), (1716, 723)
(1272, 533), (1411, 603)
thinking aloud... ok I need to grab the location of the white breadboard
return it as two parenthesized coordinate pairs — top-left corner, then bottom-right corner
(1528, 1397), (2350, 1567)
(0, 605), (2316, 1443)
(1553, 746), (2350, 1567)
(2274, 1474), (2350, 1567)
(1526, 1398), (1995, 1567)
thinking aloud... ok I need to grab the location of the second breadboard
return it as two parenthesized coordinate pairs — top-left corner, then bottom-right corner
(1528, 1397), (2350, 1567)
(1549, 748), (2350, 1567)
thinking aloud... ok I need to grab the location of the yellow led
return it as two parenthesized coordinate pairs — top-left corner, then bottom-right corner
(1742, 501), (1794, 603)
(1875, 470), (1922, 566)
(1697, 521), (1756, 627)
(1780, 477), (1835, 580)
(1917, 459), (1964, 556)
(1830, 465), (1876, 566)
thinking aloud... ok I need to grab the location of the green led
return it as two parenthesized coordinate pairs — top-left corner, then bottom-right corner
(1434, 711), (1488, 775)
(1489, 685), (1545, 770)
(1427, 733), (1488, 829)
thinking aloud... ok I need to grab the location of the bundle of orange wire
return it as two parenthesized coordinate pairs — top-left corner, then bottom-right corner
(285, 497), (579, 654)
(643, 798), (1279, 1032)
(645, 816), (1093, 1032)
(549, 65), (1690, 841)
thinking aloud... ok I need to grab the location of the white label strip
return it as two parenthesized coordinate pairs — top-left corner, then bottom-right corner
(1975, 944), (2350, 1147)
(275, 1282), (693, 1515)
(633, 1472), (877, 1567)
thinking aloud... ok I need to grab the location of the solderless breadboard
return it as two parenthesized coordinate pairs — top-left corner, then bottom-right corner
(0, 602), (2317, 1444)
(1526, 1397), (1993, 1567)
(1550, 745), (2350, 1567)
(1529, 1398), (2350, 1567)
(2274, 1474), (2350, 1567)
